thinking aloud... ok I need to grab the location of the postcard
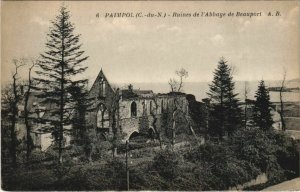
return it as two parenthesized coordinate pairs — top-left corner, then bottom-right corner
(1, 1), (300, 191)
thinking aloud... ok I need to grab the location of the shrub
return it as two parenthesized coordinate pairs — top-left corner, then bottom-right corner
(91, 141), (112, 160)
(184, 140), (261, 190)
(2, 167), (56, 190)
(230, 127), (297, 181)
(152, 149), (181, 180)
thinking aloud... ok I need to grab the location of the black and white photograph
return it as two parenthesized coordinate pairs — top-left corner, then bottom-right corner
(1, 0), (300, 190)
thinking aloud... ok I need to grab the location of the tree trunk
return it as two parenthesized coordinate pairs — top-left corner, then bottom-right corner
(244, 103), (247, 128)
(24, 64), (34, 164)
(158, 133), (163, 149)
(11, 76), (18, 168)
(189, 125), (200, 145)
(58, 15), (66, 165)
(279, 89), (286, 131)
(24, 92), (32, 164)
(220, 91), (224, 140)
(149, 100), (162, 150)
(10, 108), (17, 168)
(172, 110), (176, 151)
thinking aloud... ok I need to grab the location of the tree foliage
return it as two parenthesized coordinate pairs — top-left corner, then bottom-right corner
(207, 58), (242, 138)
(253, 80), (274, 130)
(34, 6), (88, 163)
(69, 85), (94, 161)
(152, 149), (181, 180)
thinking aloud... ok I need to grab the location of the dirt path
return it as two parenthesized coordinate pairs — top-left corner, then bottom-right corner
(262, 177), (300, 191)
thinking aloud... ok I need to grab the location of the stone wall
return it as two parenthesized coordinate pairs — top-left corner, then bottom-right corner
(119, 95), (189, 140)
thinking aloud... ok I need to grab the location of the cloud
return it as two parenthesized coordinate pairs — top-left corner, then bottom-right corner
(87, 17), (138, 43)
(279, 6), (299, 26)
(287, 6), (299, 23)
(211, 34), (224, 46)
(167, 26), (181, 32)
(94, 17), (136, 32)
(155, 24), (166, 31)
(239, 20), (251, 33)
(30, 16), (49, 27)
(112, 18), (136, 32)
(167, 26), (182, 35)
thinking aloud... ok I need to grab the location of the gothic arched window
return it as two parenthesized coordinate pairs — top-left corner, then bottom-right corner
(97, 103), (109, 128)
(99, 78), (106, 97)
(131, 101), (137, 117)
(142, 100), (147, 115)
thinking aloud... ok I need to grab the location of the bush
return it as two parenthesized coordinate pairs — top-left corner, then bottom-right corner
(230, 127), (297, 181)
(184, 140), (261, 190)
(91, 141), (112, 160)
(2, 167), (56, 190)
(152, 149), (181, 180)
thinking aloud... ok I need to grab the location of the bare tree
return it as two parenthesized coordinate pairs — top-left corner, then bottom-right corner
(10, 59), (25, 167)
(168, 68), (189, 93)
(176, 68), (188, 92)
(168, 68), (199, 150)
(279, 69), (287, 131)
(171, 97), (200, 150)
(23, 58), (37, 163)
(2, 85), (15, 164)
(168, 78), (178, 92)
(150, 97), (163, 149)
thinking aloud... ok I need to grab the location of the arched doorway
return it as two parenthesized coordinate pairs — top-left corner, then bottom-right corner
(128, 131), (139, 142)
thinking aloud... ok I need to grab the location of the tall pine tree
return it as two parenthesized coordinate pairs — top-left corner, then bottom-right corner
(69, 84), (94, 161)
(207, 58), (242, 139)
(253, 80), (274, 130)
(34, 6), (88, 164)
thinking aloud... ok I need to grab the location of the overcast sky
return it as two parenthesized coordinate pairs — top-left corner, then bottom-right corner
(2, 1), (299, 85)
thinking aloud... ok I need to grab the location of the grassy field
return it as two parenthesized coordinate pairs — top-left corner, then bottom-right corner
(282, 103), (300, 117)
(285, 117), (300, 131)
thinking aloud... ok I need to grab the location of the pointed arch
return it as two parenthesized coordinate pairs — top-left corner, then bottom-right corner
(97, 103), (109, 128)
(99, 77), (106, 97)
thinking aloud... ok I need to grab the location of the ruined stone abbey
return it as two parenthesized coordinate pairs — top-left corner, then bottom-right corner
(86, 69), (189, 141)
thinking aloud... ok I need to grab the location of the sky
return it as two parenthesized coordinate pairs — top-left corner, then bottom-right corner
(1, 1), (300, 85)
